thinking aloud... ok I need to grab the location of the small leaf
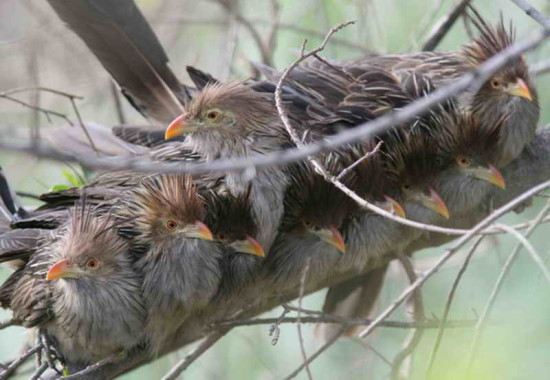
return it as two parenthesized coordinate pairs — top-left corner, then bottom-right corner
(50, 184), (70, 192)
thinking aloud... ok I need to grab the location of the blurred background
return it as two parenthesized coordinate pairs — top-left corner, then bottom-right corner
(0, 0), (549, 379)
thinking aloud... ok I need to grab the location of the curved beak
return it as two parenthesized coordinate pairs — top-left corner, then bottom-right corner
(46, 259), (78, 281)
(314, 226), (346, 254)
(230, 236), (265, 257)
(418, 188), (450, 219)
(507, 78), (533, 101)
(183, 221), (214, 241)
(472, 165), (506, 189)
(382, 195), (407, 218)
(165, 114), (189, 140)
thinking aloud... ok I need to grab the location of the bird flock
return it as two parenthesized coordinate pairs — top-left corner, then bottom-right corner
(0, 11), (540, 371)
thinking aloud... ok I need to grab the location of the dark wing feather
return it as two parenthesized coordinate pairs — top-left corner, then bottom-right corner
(47, 0), (189, 124)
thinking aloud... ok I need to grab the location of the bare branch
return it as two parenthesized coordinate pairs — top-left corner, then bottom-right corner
(0, 344), (41, 380)
(422, 0), (472, 51)
(510, 0), (550, 28)
(161, 329), (231, 380)
(425, 236), (485, 377)
(296, 259), (313, 380)
(464, 201), (550, 377)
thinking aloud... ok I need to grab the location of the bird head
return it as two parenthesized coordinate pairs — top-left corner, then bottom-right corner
(126, 175), (213, 244)
(385, 133), (450, 220)
(282, 161), (351, 253)
(462, 14), (536, 105)
(204, 191), (265, 257)
(164, 82), (279, 149)
(46, 205), (130, 281)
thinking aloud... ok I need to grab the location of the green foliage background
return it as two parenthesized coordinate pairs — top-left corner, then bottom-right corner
(0, 0), (549, 379)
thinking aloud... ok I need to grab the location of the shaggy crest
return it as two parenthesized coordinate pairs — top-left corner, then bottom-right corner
(126, 175), (204, 240)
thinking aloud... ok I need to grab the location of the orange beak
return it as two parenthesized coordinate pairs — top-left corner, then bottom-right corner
(314, 226), (346, 254)
(183, 220), (214, 241)
(418, 188), (450, 219)
(165, 114), (187, 140)
(472, 165), (506, 190)
(507, 78), (533, 101)
(383, 195), (407, 218)
(230, 236), (265, 257)
(46, 259), (78, 281)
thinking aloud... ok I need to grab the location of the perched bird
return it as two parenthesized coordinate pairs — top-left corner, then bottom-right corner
(203, 190), (265, 294)
(349, 10), (539, 167)
(163, 81), (292, 251)
(265, 160), (351, 292)
(119, 174), (220, 354)
(0, 203), (146, 365)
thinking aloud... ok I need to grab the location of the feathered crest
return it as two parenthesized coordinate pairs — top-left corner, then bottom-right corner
(462, 8), (519, 68)
(58, 199), (128, 261)
(127, 174), (204, 233)
(185, 81), (279, 131)
(425, 107), (504, 166)
(203, 190), (256, 241)
(282, 158), (354, 232)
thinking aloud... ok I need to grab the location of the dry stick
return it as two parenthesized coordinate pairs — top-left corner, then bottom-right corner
(297, 259), (313, 380)
(60, 353), (121, 380)
(212, 0), (273, 65)
(30, 362), (48, 380)
(0, 87), (83, 99)
(0, 344), (41, 380)
(1, 25), (547, 177)
(336, 141), (384, 181)
(69, 97), (98, 155)
(161, 329), (231, 380)
(390, 252), (426, 380)
(425, 235), (485, 378)
(408, 0), (445, 50)
(0, 95), (74, 126)
(354, 181), (550, 342)
(531, 59), (550, 76)
(213, 316), (478, 329)
(422, 0), (472, 51)
(494, 223), (550, 284)
(109, 81), (126, 124)
(510, 0), (550, 28)
(464, 201), (550, 377)
(0, 319), (14, 330)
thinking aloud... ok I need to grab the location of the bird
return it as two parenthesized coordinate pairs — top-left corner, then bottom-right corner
(118, 174), (220, 355)
(203, 190), (265, 294)
(348, 9), (539, 167)
(162, 81), (293, 251)
(265, 159), (352, 293)
(0, 201), (146, 366)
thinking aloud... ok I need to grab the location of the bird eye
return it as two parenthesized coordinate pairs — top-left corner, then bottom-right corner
(402, 183), (411, 192)
(456, 155), (471, 167)
(218, 233), (227, 242)
(490, 78), (503, 89)
(303, 220), (312, 228)
(166, 220), (178, 230)
(206, 110), (220, 121)
(86, 259), (100, 270)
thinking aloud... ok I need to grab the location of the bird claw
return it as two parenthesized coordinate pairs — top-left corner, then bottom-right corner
(37, 329), (64, 375)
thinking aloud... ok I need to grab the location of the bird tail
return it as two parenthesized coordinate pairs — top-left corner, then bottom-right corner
(315, 263), (389, 341)
(46, 0), (190, 124)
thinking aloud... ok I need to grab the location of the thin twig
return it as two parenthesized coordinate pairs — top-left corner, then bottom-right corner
(0, 95), (74, 126)
(69, 97), (98, 155)
(510, 0), (550, 28)
(425, 236), (485, 378)
(161, 329), (231, 380)
(0, 319), (14, 330)
(296, 259), (313, 380)
(422, 0), (472, 51)
(0, 344), (41, 380)
(30, 362), (48, 380)
(390, 252), (425, 380)
(61, 352), (123, 380)
(464, 201), (550, 377)
(213, 316), (480, 329)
